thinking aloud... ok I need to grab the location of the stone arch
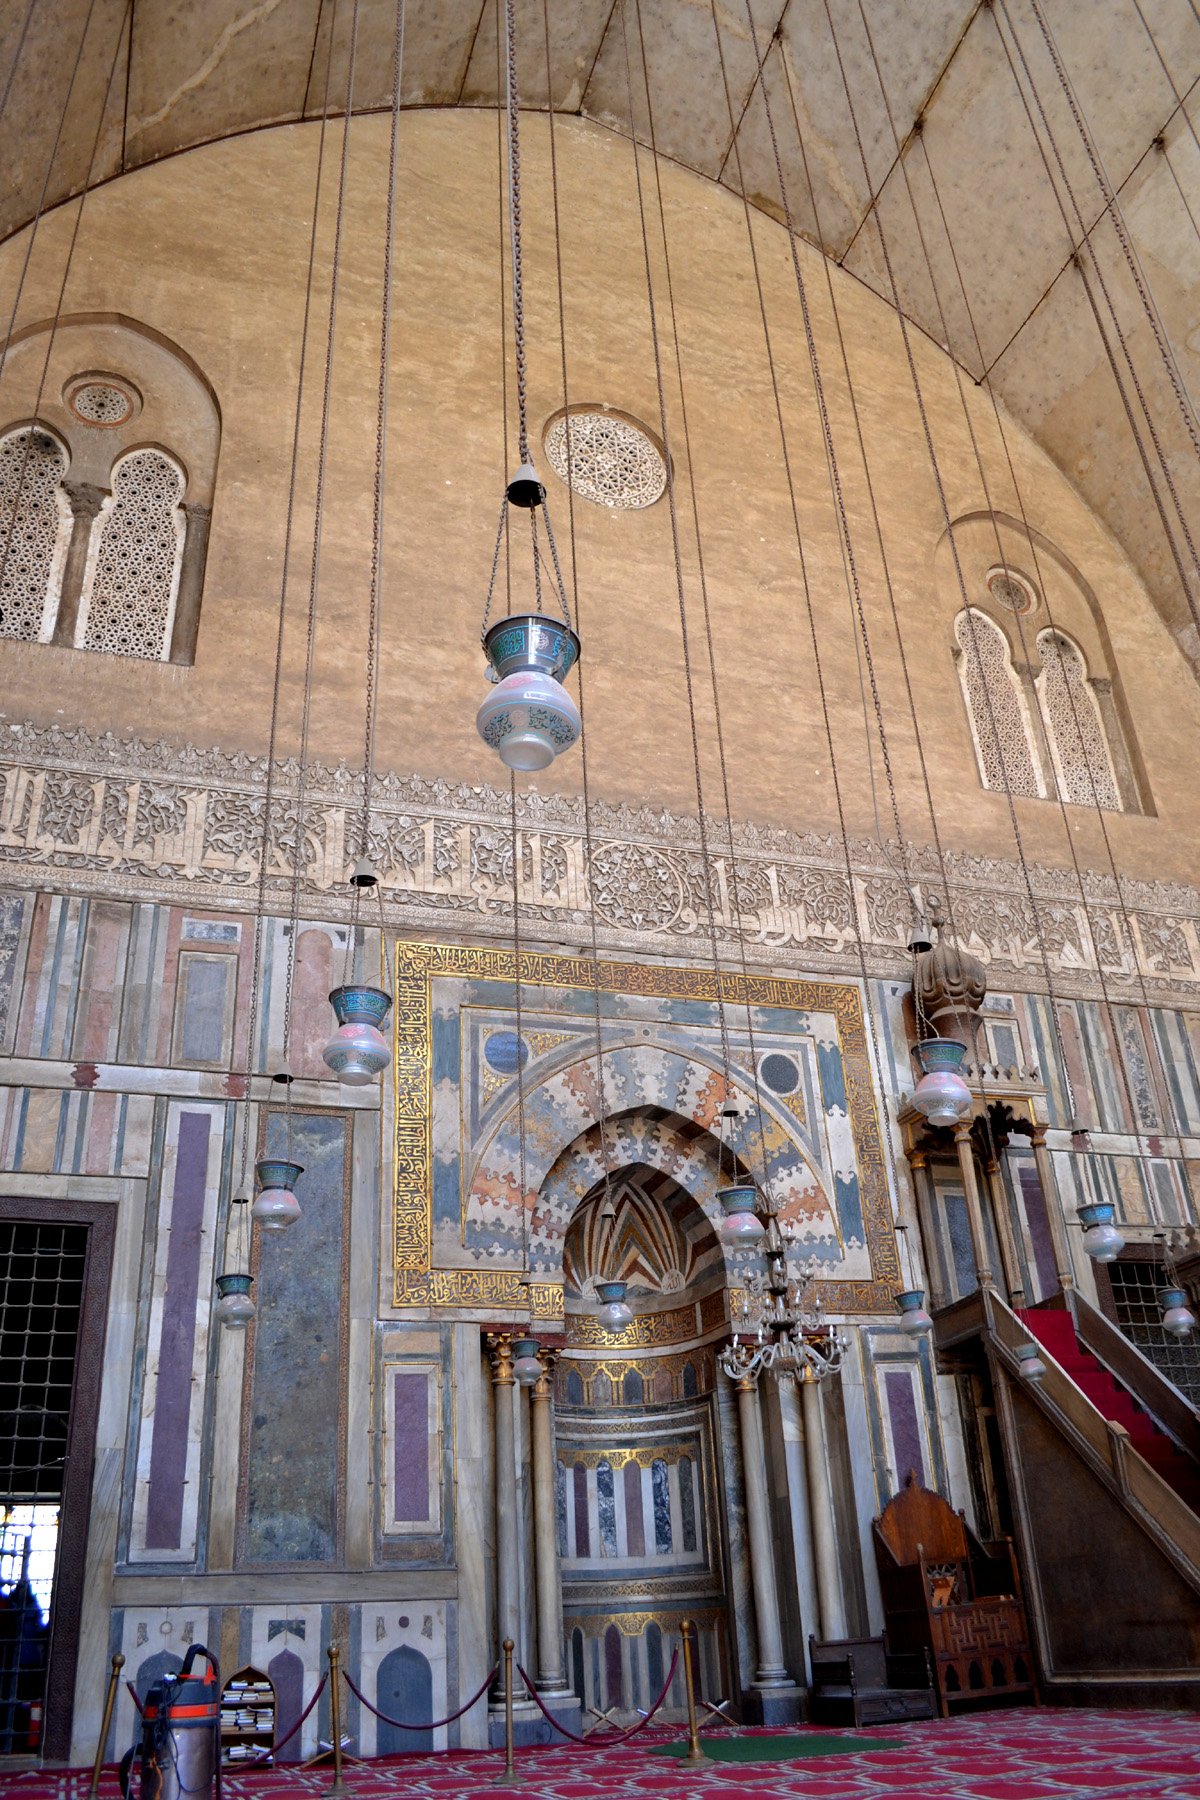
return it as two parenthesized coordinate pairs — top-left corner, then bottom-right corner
(267, 1648), (305, 1763)
(467, 1040), (839, 1276)
(374, 1643), (433, 1755)
(134, 1648), (182, 1701)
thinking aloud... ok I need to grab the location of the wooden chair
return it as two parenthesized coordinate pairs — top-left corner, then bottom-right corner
(872, 1473), (1037, 1717)
(808, 1633), (935, 1726)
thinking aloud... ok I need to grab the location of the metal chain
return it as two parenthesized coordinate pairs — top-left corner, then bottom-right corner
(907, 69), (1195, 1195)
(1129, 0), (1200, 168)
(0, 0), (38, 134)
(711, 0), (906, 1259)
(617, 0), (734, 1097)
(1024, 0), (1200, 460)
(814, 0), (1078, 1128)
(0, 0), (98, 400)
(541, 0), (616, 1216)
(283, 0), (363, 1082)
(236, 0), (342, 1192)
(503, 0), (531, 465)
(359, 0), (407, 866)
(633, 0), (774, 1199)
(993, 1), (1200, 654)
(0, 0), (120, 610)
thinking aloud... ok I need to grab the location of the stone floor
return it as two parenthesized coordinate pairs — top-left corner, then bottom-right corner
(6, 1711), (1200, 1800)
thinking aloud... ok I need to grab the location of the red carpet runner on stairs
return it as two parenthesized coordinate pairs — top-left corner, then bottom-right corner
(1019, 1309), (1200, 1512)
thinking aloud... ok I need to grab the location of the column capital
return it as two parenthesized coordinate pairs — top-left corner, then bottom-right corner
(953, 1118), (974, 1144)
(182, 499), (212, 524)
(1029, 1123), (1048, 1148)
(906, 1146), (930, 1170)
(486, 1331), (515, 1386)
(532, 1347), (558, 1399)
(62, 478), (107, 520)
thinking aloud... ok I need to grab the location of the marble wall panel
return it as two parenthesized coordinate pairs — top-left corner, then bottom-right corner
(242, 1110), (348, 1565)
(128, 1102), (225, 1562)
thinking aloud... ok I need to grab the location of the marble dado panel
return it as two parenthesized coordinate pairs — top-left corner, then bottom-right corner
(2, 724), (1199, 1002)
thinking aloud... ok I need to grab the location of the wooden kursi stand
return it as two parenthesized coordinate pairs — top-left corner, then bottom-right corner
(873, 1475), (1038, 1716)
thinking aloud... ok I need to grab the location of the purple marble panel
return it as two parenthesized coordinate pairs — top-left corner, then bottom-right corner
(1020, 1164), (1059, 1302)
(392, 1371), (430, 1524)
(885, 1368), (926, 1491)
(145, 1110), (210, 1550)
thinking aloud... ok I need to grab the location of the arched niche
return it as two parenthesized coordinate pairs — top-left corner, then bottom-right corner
(464, 1039), (845, 1282)
(934, 510), (1150, 814)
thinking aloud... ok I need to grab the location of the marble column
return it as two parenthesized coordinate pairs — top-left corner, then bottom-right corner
(168, 501), (212, 664)
(800, 1371), (846, 1641)
(953, 1120), (995, 1291)
(530, 1350), (567, 1694)
(734, 1373), (790, 1687)
(1030, 1124), (1075, 1291)
(487, 1333), (526, 1701)
(984, 1152), (1026, 1306)
(51, 478), (106, 645)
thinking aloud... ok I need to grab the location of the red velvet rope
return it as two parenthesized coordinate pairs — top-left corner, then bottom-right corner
(125, 1683), (144, 1716)
(513, 1650), (679, 1748)
(236, 1671), (328, 1772)
(340, 1663), (498, 1732)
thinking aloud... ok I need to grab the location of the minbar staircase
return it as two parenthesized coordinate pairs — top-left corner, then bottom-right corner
(1019, 1307), (1200, 1518)
(934, 1285), (1200, 1707)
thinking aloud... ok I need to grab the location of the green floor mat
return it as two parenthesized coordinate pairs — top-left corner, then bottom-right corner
(651, 1733), (905, 1762)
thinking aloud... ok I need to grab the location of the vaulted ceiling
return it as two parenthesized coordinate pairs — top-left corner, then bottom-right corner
(5, 0), (1200, 665)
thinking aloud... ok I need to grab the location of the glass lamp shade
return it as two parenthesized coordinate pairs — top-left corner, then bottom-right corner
(511, 1336), (543, 1385)
(894, 1288), (933, 1334)
(594, 1280), (633, 1330)
(476, 668), (581, 771)
(1015, 1343), (1047, 1382)
(214, 1271), (255, 1330)
(323, 984), (392, 1085)
(717, 1185), (765, 1243)
(252, 1158), (303, 1232)
(1077, 1201), (1124, 1263)
(909, 1038), (972, 1127)
(1158, 1287), (1197, 1338)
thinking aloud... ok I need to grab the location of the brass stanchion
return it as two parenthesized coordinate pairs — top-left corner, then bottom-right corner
(323, 1645), (346, 1797)
(498, 1637), (519, 1785)
(88, 1653), (125, 1800)
(680, 1619), (709, 1767)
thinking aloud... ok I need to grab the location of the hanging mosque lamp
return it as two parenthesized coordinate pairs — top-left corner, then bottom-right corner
(214, 1191), (256, 1330)
(253, 1157), (303, 1232)
(476, 466), (582, 773)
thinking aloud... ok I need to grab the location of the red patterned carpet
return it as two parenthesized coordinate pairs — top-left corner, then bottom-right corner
(6, 1712), (1200, 1800)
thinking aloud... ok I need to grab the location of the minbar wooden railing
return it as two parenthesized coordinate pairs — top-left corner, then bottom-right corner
(982, 1287), (1200, 1594)
(1066, 1288), (1200, 1464)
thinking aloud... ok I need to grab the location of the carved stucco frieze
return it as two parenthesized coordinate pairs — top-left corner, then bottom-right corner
(0, 720), (1198, 1002)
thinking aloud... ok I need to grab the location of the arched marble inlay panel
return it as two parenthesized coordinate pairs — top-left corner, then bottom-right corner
(465, 1040), (842, 1273)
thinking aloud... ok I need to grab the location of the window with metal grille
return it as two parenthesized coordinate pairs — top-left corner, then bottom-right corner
(0, 1220), (87, 1755)
(1108, 1258), (1200, 1407)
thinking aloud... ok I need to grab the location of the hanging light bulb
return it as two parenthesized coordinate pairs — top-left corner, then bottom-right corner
(909, 1038), (972, 1127)
(1077, 1201), (1124, 1262)
(595, 1280), (633, 1329)
(476, 609), (582, 772)
(1158, 1286), (1197, 1338)
(323, 984), (392, 1085)
(1015, 1342), (1047, 1382)
(214, 1271), (256, 1330)
(717, 1184), (766, 1243)
(512, 1335), (543, 1385)
(894, 1289), (933, 1334)
(253, 1158), (303, 1231)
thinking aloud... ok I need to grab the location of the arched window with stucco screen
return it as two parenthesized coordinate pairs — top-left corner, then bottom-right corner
(77, 448), (186, 660)
(0, 313), (219, 664)
(954, 607), (1044, 799)
(1036, 627), (1122, 811)
(0, 425), (72, 643)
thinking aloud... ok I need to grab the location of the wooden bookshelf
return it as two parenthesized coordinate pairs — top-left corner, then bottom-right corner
(219, 1666), (276, 1766)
